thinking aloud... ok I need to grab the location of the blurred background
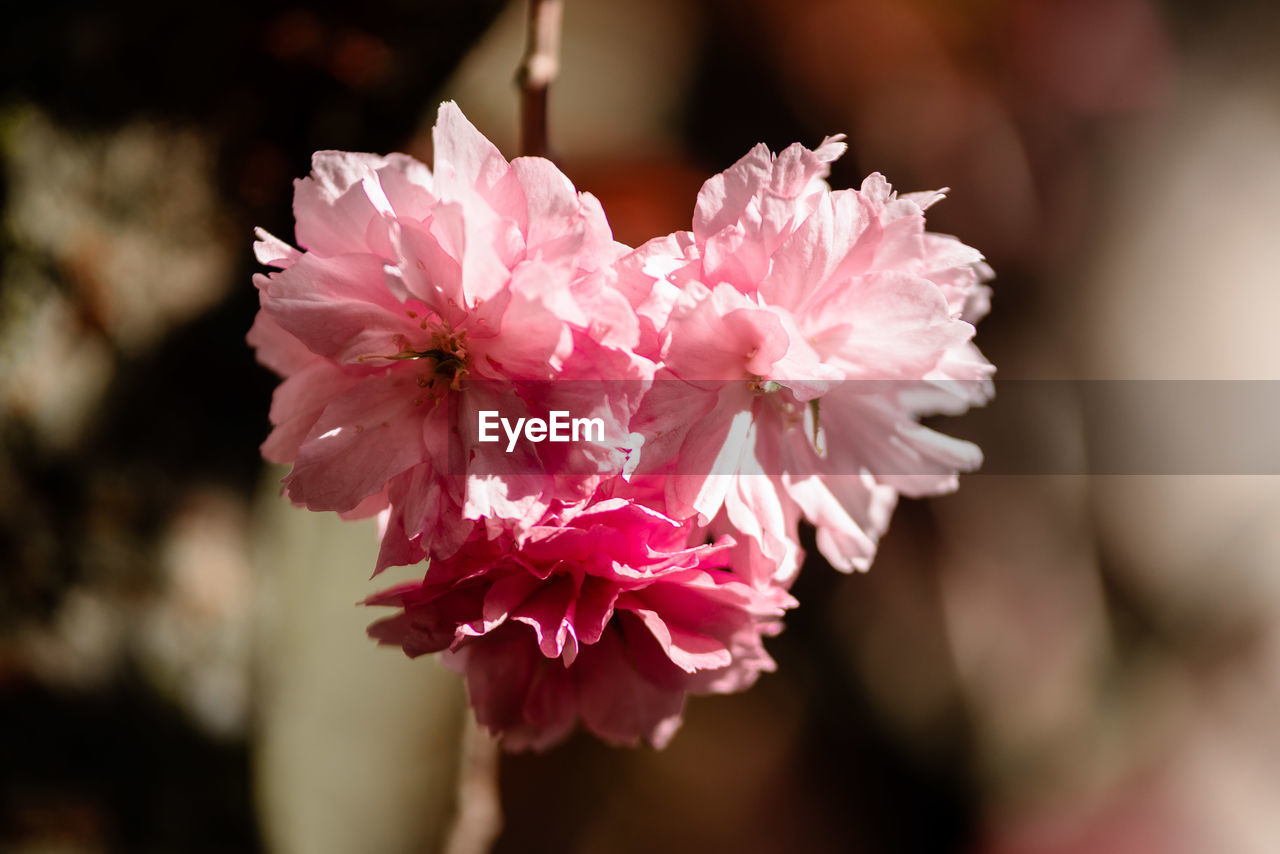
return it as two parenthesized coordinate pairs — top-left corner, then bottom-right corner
(2, 0), (1279, 851)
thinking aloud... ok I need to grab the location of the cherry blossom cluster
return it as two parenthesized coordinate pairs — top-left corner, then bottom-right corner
(249, 102), (992, 749)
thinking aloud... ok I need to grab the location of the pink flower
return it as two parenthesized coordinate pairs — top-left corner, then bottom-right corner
(249, 102), (650, 562)
(624, 138), (993, 585)
(366, 495), (791, 749)
(250, 105), (994, 751)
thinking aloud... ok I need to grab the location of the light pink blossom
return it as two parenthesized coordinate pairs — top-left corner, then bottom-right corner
(366, 496), (791, 749)
(624, 138), (993, 586)
(249, 102), (650, 562)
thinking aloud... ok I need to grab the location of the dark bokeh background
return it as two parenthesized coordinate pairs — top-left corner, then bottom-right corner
(4, 1), (1280, 852)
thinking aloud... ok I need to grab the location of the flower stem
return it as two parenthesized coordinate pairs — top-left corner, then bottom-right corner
(442, 717), (503, 854)
(517, 0), (563, 158)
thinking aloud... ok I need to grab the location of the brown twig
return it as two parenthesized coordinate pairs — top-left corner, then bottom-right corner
(441, 717), (503, 854)
(517, 0), (564, 158)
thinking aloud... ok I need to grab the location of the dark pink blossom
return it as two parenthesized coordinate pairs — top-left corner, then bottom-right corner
(366, 496), (790, 749)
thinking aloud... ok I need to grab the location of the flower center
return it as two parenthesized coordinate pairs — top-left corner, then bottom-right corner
(413, 327), (471, 388)
(747, 377), (781, 394)
(369, 325), (472, 389)
(749, 380), (825, 451)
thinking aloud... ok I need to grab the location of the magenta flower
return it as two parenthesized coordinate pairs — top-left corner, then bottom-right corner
(624, 138), (994, 585)
(249, 102), (650, 563)
(365, 495), (791, 749)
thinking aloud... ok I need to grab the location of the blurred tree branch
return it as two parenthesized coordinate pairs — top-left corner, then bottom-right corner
(442, 718), (503, 854)
(517, 0), (563, 157)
